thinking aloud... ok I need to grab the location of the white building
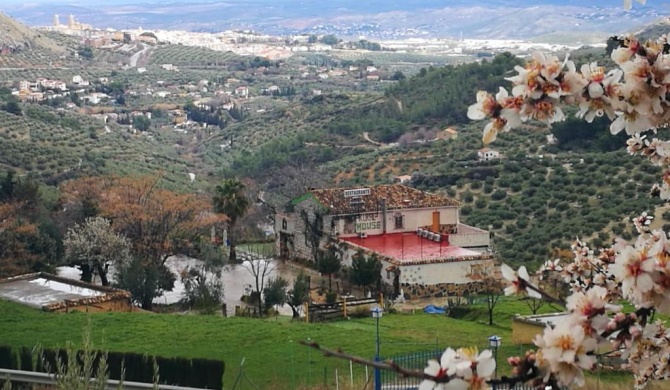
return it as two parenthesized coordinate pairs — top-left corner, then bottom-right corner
(478, 148), (500, 161)
(276, 184), (493, 298)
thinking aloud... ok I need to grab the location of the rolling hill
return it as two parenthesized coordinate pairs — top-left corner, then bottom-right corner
(0, 12), (64, 54)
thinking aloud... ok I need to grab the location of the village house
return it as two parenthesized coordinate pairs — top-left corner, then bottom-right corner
(235, 86), (249, 98)
(84, 92), (109, 105)
(393, 175), (413, 184)
(436, 127), (458, 141)
(26, 91), (45, 101)
(54, 81), (68, 91)
(276, 184), (494, 298)
(478, 148), (500, 161)
(72, 75), (89, 86)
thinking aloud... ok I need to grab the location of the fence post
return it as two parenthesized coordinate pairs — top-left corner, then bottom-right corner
(304, 302), (309, 323)
(336, 368), (339, 390)
(343, 297), (347, 317)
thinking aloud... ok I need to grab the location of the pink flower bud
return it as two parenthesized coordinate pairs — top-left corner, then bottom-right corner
(607, 321), (618, 331)
(630, 313), (638, 321)
(615, 312), (626, 322)
(630, 326), (641, 338)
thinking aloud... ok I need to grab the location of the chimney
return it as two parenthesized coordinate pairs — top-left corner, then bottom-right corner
(432, 211), (440, 234)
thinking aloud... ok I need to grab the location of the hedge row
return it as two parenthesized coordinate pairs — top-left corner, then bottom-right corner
(0, 345), (224, 389)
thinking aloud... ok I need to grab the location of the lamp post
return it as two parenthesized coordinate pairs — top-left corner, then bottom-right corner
(371, 307), (383, 390)
(488, 335), (502, 380)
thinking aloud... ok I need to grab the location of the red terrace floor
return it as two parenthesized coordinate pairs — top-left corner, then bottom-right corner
(340, 233), (480, 262)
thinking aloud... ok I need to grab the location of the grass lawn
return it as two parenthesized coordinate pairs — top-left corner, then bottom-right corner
(0, 297), (636, 389)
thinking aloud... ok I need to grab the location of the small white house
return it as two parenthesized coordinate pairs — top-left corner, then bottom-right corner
(478, 148), (500, 161)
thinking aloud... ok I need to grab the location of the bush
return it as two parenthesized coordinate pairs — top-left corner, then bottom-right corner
(325, 291), (338, 304)
(461, 191), (474, 203)
(491, 189), (507, 201)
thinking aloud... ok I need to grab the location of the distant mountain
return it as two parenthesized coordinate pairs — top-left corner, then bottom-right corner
(1, 1), (665, 40)
(0, 12), (64, 54)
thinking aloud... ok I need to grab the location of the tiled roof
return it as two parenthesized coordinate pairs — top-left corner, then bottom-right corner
(301, 184), (460, 215)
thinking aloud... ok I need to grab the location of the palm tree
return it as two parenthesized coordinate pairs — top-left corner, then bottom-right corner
(213, 178), (250, 262)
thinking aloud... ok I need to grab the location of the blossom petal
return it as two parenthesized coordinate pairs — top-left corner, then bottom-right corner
(440, 348), (457, 368)
(445, 378), (468, 390)
(501, 264), (514, 281)
(482, 122), (498, 144)
(527, 288), (542, 299)
(424, 360), (441, 376)
(477, 357), (496, 378)
(518, 266), (530, 281)
(467, 104), (486, 120)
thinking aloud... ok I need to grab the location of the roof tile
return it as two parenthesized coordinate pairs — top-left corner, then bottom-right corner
(305, 184), (460, 215)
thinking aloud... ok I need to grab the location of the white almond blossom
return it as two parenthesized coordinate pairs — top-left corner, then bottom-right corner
(419, 348), (495, 390)
(534, 321), (598, 387)
(501, 264), (541, 298)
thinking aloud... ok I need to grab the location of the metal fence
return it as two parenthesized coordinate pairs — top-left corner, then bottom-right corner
(491, 384), (549, 390)
(378, 349), (442, 390)
(377, 351), (558, 390)
(0, 368), (209, 390)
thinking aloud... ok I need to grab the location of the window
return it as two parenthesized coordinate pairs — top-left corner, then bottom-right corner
(394, 214), (404, 229)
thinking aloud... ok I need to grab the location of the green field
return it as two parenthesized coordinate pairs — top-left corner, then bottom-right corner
(0, 298), (559, 389)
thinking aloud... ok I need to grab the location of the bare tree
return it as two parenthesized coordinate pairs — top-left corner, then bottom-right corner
(242, 246), (276, 315)
(522, 296), (545, 315)
(260, 162), (327, 222)
(467, 261), (505, 325)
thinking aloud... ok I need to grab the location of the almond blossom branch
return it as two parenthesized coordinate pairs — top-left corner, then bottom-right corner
(299, 340), (442, 382)
(525, 283), (566, 307)
(300, 340), (547, 387)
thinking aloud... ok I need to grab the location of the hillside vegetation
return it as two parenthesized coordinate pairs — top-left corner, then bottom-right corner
(0, 103), (199, 188)
(224, 53), (524, 180)
(0, 13), (64, 54)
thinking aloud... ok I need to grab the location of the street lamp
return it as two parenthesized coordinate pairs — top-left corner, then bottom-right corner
(488, 335), (502, 379)
(371, 307), (383, 390)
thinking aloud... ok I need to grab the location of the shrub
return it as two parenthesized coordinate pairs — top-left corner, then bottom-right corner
(325, 291), (338, 304)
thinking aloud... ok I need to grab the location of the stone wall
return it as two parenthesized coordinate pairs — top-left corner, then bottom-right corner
(50, 298), (132, 313)
(399, 280), (487, 299)
(290, 198), (335, 262)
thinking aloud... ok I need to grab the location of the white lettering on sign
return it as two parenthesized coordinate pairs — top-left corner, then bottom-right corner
(344, 188), (371, 197)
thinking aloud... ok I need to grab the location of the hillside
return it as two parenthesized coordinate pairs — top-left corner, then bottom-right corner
(224, 53), (525, 180)
(0, 104), (201, 189)
(0, 13), (64, 54)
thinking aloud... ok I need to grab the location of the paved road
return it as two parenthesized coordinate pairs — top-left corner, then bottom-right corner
(129, 44), (149, 67)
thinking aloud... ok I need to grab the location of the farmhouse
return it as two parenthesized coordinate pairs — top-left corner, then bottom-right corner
(0, 272), (132, 313)
(478, 148), (500, 161)
(276, 184), (495, 298)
